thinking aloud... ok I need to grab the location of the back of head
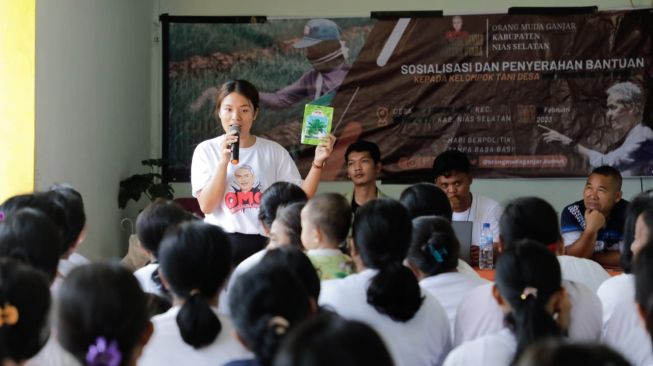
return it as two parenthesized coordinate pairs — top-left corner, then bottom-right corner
(158, 221), (232, 349)
(623, 190), (653, 272)
(58, 262), (149, 366)
(47, 184), (86, 252)
(515, 339), (631, 366)
(0, 208), (61, 283)
(258, 182), (307, 231)
(635, 240), (653, 342)
(273, 202), (305, 249)
(399, 183), (452, 220)
(407, 216), (460, 276)
(260, 246), (320, 300)
(344, 140), (381, 163)
(353, 198), (423, 322)
(0, 258), (51, 363)
(495, 239), (563, 362)
(136, 198), (195, 257)
(304, 193), (351, 244)
(500, 197), (561, 251)
(274, 312), (394, 366)
(590, 165), (622, 191)
(431, 150), (471, 179)
(229, 263), (311, 366)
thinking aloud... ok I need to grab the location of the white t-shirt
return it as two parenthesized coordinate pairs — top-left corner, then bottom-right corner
(419, 272), (489, 335)
(134, 263), (165, 297)
(219, 249), (268, 315)
(452, 194), (502, 245)
(191, 135), (302, 234)
(319, 269), (451, 366)
(139, 306), (252, 366)
(453, 279), (602, 347)
(50, 253), (91, 298)
(556, 255), (610, 292)
(444, 328), (515, 366)
(597, 274), (653, 366)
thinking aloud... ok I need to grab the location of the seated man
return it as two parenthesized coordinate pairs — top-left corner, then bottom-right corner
(432, 150), (502, 255)
(344, 140), (387, 212)
(561, 165), (628, 268)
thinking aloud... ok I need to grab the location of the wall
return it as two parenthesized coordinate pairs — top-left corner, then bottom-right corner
(160, 0), (653, 217)
(36, 0), (153, 259)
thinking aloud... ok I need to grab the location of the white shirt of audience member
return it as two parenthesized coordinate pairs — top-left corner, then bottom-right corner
(451, 194), (502, 245)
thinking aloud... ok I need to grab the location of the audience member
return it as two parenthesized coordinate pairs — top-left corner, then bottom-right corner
(344, 140), (386, 212)
(46, 185), (90, 274)
(259, 246), (321, 302)
(139, 221), (250, 366)
(319, 198), (451, 366)
(301, 193), (354, 280)
(635, 239), (653, 351)
(57, 263), (152, 366)
(268, 202), (305, 249)
(514, 339), (631, 366)
(561, 165), (628, 267)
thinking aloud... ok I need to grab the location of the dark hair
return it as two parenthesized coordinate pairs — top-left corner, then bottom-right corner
(214, 79), (260, 120)
(0, 258), (51, 363)
(229, 263), (311, 366)
(0, 208), (61, 283)
(407, 216), (460, 276)
(258, 182), (307, 231)
(144, 293), (172, 318)
(495, 239), (563, 363)
(622, 190), (653, 273)
(399, 183), (452, 221)
(273, 202), (305, 249)
(274, 312), (394, 366)
(635, 240), (653, 344)
(590, 165), (622, 191)
(58, 263), (150, 366)
(353, 198), (423, 322)
(48, 184), (86, 251)
(1, 192), (68, 256)
(344, 140), (381, 164)
(158, 221), (232, 349)
(514, 339), (631, 366)
(431, 150), (471, 179)
(260, 246), (320, 300)
(500, 197), (561, 251)
(136, 198), (195, 257)
(304, 193), (351, 244)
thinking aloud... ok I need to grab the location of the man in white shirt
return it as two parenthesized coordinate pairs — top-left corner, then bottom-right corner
(432, 150), (502, 264)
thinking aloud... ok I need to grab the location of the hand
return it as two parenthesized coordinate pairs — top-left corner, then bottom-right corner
(220, 132), (239, 163)
(313, 134), (336, 166)
(584, 209), (606, 233)
(539, 124), (573, 145)
(470, 245), (479, 267)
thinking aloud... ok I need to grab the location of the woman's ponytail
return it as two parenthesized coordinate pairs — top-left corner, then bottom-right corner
(367, 261), (423, 322)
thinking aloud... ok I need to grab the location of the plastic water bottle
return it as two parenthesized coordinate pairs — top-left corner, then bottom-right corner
(479, 222), (494, 270)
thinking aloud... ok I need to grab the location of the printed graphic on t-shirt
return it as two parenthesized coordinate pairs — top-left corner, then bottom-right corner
(224, 164), (262, 213)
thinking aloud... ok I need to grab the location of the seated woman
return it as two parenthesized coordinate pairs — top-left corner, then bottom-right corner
(319, 198), (451, 366)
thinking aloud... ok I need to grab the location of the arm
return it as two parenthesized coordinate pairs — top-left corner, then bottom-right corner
(564, 209), (605, 259)
(591, 251), (621, 268)
(195, 133), (238, 214)
(301, 134), (336, 198)
(259, 71), (315, 109)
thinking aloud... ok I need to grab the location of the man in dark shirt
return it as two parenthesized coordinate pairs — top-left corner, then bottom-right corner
(561, 165), (628, 268)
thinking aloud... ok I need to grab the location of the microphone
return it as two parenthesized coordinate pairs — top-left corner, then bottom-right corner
(229, 125), (240, 165)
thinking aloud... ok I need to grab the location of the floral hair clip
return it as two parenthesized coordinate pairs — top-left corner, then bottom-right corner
(423, 243), (448, 263)
(86, 337), (122, 366)
(0, 211), (5, 222)
(520, 287), (538, 301)
(0, 303), (19, 327)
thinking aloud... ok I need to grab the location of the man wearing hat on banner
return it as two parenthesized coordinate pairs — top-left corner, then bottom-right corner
(259, 18), (351, 109)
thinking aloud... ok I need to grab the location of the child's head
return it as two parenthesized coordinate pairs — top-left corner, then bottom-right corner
(406, 215), (460, 278)
(158, 221), (232, 349)
(136, 198), (195, 259)
(258, 182), (307, 234)
(623, 190), (653, 272)
(300, 193), (351, 250)
(514, 339), (631, 366)
(229, 260), (313, 366)
(0, 258), (51, 364)
(494, 239), (565, 363)
(47, 184), (87, 256)
(260, 246), (320, 301)
(269, 202), (305, 249)
(58, 263), (151, 366)
(214, 80), (260, 137)
(0, 208), (61, 283)
(499, 197), (562, 252)
(352, 198), (423, 322)
(274, 312), (394, 366)
(399, 182), (452, 220)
